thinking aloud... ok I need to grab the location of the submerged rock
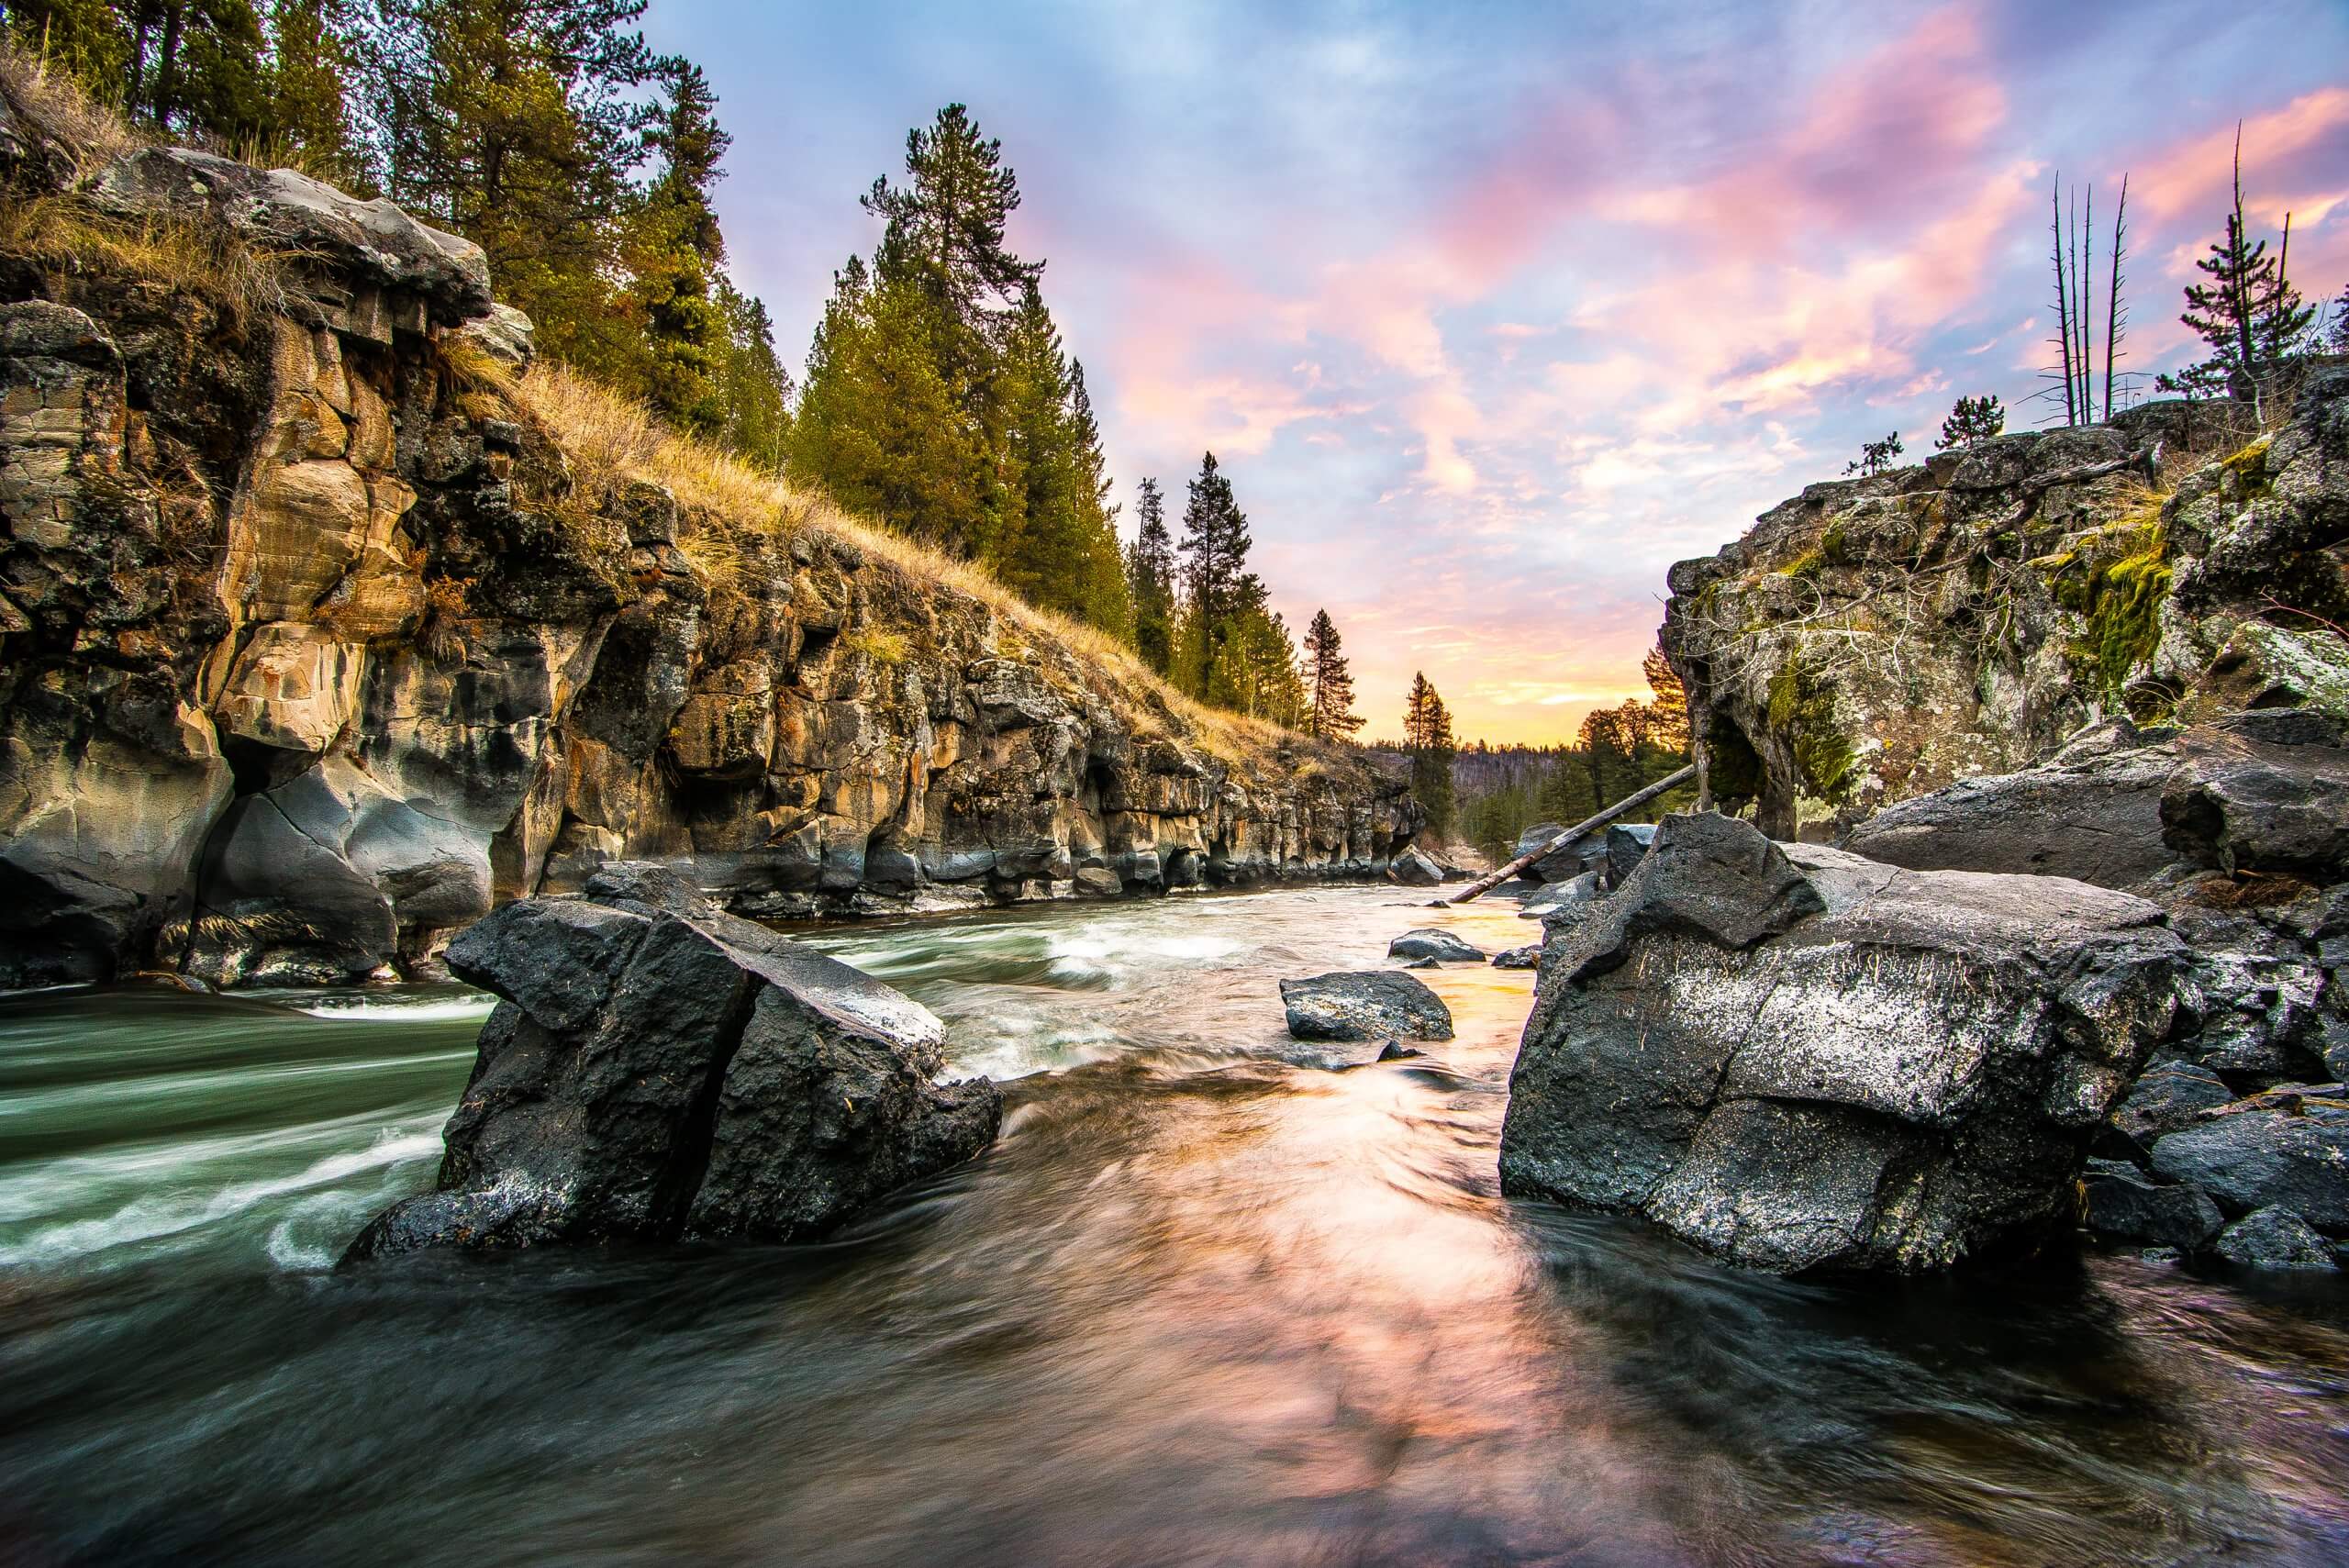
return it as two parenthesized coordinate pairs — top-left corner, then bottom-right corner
(1280, 971), (1453, 1043)
(1491, 945), (1542, 970)
(1500, 813), (2185, 1273)
(343, 866), (999, 1261)
(1386, 928), (1485, 962)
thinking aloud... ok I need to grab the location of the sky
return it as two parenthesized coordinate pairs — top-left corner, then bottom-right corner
(644, 0), (2349, 746)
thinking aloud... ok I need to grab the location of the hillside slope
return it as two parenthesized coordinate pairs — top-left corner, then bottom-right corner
(0, 78), (1419, 988)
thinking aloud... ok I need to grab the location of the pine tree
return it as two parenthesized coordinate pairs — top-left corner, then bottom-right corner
(709, 279), (790, 468)
(863, 102), (1040, 401)
(1125, 477), (1176, 676)
(2158, 127), (2317, 406)
(1844, 432), (1903, 476)
(266, 0), (366, 187)
(1303, 608), (1360, 740)
(623, 57), (730, 439)
(788, 254), (988, 547)
(1175, 450), (1263, 695)
(1402, 673), (1456, 839)
(1642, 645), (1689, 752)
(363, 0), (662, 379)
(1933, 394), (2005, 451)
(2329, 283), (2349, 354)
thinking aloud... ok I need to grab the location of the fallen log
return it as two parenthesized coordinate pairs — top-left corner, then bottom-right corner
(1448, 764), (1696, 903)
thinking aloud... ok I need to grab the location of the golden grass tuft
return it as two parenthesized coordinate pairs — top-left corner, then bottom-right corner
(0, 39), (143, 179)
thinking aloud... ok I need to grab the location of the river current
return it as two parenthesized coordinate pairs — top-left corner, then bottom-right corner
(3, 884), (2346, 1566)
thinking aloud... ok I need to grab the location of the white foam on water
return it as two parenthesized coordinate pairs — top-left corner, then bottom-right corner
(291, 995), (497, 1023)
(0, 1120), (444, 1268)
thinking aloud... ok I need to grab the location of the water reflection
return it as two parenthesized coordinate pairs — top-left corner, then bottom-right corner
(1, 886), (2345, 1565)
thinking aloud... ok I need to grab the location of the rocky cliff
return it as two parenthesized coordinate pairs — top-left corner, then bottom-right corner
(1662, 378), (2347, 839)
(0, 91), (1419, 989)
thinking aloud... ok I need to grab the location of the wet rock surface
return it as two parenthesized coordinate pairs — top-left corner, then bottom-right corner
(343, 865), (999, 1260)
(1386, 928), (1484, 962)
(1500, 812), (2186, 1273)
(1279, 971), (1454, 1043)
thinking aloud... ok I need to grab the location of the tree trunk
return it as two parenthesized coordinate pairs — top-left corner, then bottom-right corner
(1448, 765), (1695, 903)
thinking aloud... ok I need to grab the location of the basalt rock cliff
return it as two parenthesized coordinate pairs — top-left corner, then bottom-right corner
(1662, 377), (2347, 840)
(0, 105), (1419, 989)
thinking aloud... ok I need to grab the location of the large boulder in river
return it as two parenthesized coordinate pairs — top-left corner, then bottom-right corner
(1280, 971), (1453, 1043)
(1500, 813), (2187, 1273)
(343, 864), (999, 1261)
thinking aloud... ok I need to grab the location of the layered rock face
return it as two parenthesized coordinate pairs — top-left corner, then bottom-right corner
(1662, 376), (2347, 840)
(1500, 813), (2186, 1273)
(345, 863), (1000, 1260)
(0, 131), (1418, 989)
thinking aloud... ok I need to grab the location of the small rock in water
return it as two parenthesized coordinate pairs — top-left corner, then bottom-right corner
(1389, 848), (1443, 887)
(2213, 1205), (2338, 1270)
(1377, 1041), (1425, 1062)
(2079, 1161), (2223, 1249)
(1401, 956), (1440, 970)
(1280, 971), (1454, 1043)
(1491, 945), (1542, 970)
(1386, 928), (1485, 962)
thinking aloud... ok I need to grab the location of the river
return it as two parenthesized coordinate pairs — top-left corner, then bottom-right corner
(3, 884), (2346, 1566)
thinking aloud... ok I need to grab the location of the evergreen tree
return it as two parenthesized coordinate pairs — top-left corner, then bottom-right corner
(1536, 747), (1598, 825)
(1932, 394), (2005, 450)
(1303, 608), (1360, 740)
(991, 283), (1128, 633)
(1124, 476), (1176, 676)
(862, 102), (1041, 391)
(1844, 431), (1903, 476)
(266, 0), (365, 186)
(713, 278), (791, 468)
(2157, 127), (2317, 406)
(788, 254), (988, 545)
(2329, 283), (2349, 354)
(1208, 606), (1307, 726)
(1403, 673), (1457, 839)
(1642, 645), (1689, 752)
(623, 57), (730, 438)
(1175, 450), (1262, 695)
(363, 0), (662, 378)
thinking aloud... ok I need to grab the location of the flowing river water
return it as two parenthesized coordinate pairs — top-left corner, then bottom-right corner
(3, 884), (2347, 1567)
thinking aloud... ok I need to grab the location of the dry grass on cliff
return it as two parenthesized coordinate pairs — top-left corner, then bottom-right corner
(499, 361), (1300, 767)
(0, 43), (143, 177)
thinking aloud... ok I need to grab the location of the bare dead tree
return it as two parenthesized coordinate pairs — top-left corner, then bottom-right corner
(2076, 184), (2095, 423)
(2050, 176), (2077, 426)
(2104, 174), (2129, 421)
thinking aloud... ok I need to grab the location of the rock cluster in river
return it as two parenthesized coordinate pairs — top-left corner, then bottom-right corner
(1833, 712), (2349, 1270)
(345, 864), (998, 1260)
(1501, 812), (2187, 1273)
(0, 128), (1421, 991)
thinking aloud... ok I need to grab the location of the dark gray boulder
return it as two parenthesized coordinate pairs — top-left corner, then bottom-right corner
(1389, 847), (1443, 887)
(1515, 822), (1609, 884)
(2080, 1160), (2224, 1249)
(1387, 928), (1485, 962)
(1491, 945), (1542, 970)
(344, 867), (997, 1261)
(1501, 813), (2186, 1273)
(1519, 870), (1602, 920)
(2110, 1061), (2234, 1146)
(2212, 1205), (2338, 1269)
(1841, 718), (2349, 891)
(1602, 823), (1656, 887)
(1280, 971), (1453, 1043)
(2148, 1106), (2349, 1231)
